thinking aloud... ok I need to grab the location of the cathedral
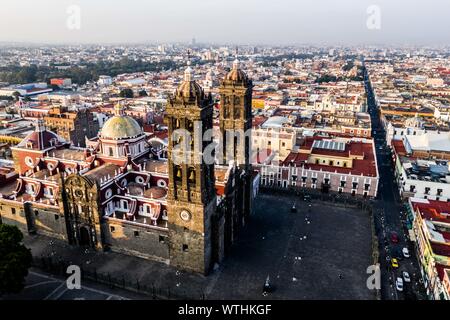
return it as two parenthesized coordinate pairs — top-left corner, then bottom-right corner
(0, 60), (256, 275)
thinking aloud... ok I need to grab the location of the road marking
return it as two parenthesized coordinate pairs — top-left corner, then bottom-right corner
(44, 282), (66, 300)
(52, 288), (69, 300)
(30, 271), (129, 300)
(24, 280), (59, 289)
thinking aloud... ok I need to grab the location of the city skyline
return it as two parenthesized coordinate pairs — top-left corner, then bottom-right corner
(0, 0), (449, 46)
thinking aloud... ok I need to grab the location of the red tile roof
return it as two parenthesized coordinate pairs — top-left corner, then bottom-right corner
(411, 199), (450, 224)
(392, 139), (407, 156)
(282, 137), (377, 177)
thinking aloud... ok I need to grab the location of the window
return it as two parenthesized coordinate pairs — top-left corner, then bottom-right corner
(110, 226), (115, 233)
(437, 189), (443, 196)
(410, 185), (416, 192)
(352, 182), (358, 189)
(182, 244), (189, 252)
(340, 181), (346, 188)
(54, 214), (59, 220)
(108, 147), (114, 156)
(134, 231), (139, 237)
(159, 235), (165, 243)
(425, 187), (430, 195)
(34, 210), (39, 216)
(364, 184), (370, 191)
(11, 208), (16, 215)
(282, 142), (286, 147)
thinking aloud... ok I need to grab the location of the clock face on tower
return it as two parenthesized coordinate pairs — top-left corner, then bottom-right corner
(180, 210), (191, 222)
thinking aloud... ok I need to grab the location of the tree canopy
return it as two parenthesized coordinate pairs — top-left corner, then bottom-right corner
(119, 88), (134, 98)
(0, 57), (180, 85)
(0, 224), (32, 296)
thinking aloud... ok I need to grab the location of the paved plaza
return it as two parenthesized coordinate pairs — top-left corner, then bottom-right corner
(6, 192), (376, 300)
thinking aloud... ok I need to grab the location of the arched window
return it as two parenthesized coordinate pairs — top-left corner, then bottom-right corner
(174, 166), (182, 182)
(188, 167), (196, 184)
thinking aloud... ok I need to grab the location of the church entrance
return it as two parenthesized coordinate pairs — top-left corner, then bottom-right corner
(79, 226), (91, 246)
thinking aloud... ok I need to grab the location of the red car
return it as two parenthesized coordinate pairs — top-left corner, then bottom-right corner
(390, 232), (399, 243)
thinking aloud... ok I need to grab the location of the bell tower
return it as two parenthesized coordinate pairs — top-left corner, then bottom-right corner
(165, 62), (217, 274)
(219, 57), (253, 222)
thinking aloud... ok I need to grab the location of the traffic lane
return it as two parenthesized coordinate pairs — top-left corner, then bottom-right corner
(2, 270), (132, 300)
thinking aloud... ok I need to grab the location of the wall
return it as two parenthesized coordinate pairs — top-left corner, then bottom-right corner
(102, 218), (170, 264)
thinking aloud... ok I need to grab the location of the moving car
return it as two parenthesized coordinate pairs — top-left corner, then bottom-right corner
(403, 271), (411, 283)
(402, 247), (410, 258)
(390, 232), (399, 243)
(396, 277), (404, 292)
(391, 258), (399, 268)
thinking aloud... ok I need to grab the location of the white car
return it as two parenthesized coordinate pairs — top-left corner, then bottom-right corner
(402, 247), (410, 258)
(403, 271), (411, 283)
(396, 277), (404, 292)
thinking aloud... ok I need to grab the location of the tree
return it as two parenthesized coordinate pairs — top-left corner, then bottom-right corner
(12, 91), (20, 101)
(0, 224), (32, 295)
(119, 88), (134, 98)
(138, 89), (148, 97)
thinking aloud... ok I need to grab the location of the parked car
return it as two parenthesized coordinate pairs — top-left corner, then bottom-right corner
(403, 271), (411, 283)
(390, 232), (399, 243)
(402, 247), (410, 258)
(396, 277), (404, 292)
(391, 258), (399, 268)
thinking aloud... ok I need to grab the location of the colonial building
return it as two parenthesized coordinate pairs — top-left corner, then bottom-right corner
(258, 135), (379, 197)
(0, 63), (257, 275)
(44, 105), (99, 147)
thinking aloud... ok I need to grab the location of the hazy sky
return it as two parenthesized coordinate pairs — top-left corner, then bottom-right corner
(0, 0), (449, 45)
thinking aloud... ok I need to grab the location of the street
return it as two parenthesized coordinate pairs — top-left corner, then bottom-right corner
(364, 70), (426, 300)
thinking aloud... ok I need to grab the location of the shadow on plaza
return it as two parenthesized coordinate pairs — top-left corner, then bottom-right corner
(27, 186), (379, 300)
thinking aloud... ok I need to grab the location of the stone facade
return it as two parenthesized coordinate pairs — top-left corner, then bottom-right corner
(0, 63), (257, 276)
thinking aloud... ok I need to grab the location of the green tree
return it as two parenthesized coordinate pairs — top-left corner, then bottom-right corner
(0, 224), (32, 295)
(119, 88), (134, 98)
(12, 91), (21, 101)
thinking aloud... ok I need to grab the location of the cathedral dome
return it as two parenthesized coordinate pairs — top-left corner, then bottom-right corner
(176, 65), (204, 99)
(17, 119), (66, 150)
(100, 106), (143, 140)
(225, 59), (248, 83)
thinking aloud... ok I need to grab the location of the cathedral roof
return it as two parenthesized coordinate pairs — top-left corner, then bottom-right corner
(17, 119), (66, 150)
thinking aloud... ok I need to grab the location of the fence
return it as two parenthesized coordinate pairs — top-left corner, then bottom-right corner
(32, 256), (206, 300)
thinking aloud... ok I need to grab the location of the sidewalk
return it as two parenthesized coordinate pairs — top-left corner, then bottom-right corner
(24, 234), (214, 300)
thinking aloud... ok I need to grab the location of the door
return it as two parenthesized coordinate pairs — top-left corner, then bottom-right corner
(79, 226), (91, 246)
